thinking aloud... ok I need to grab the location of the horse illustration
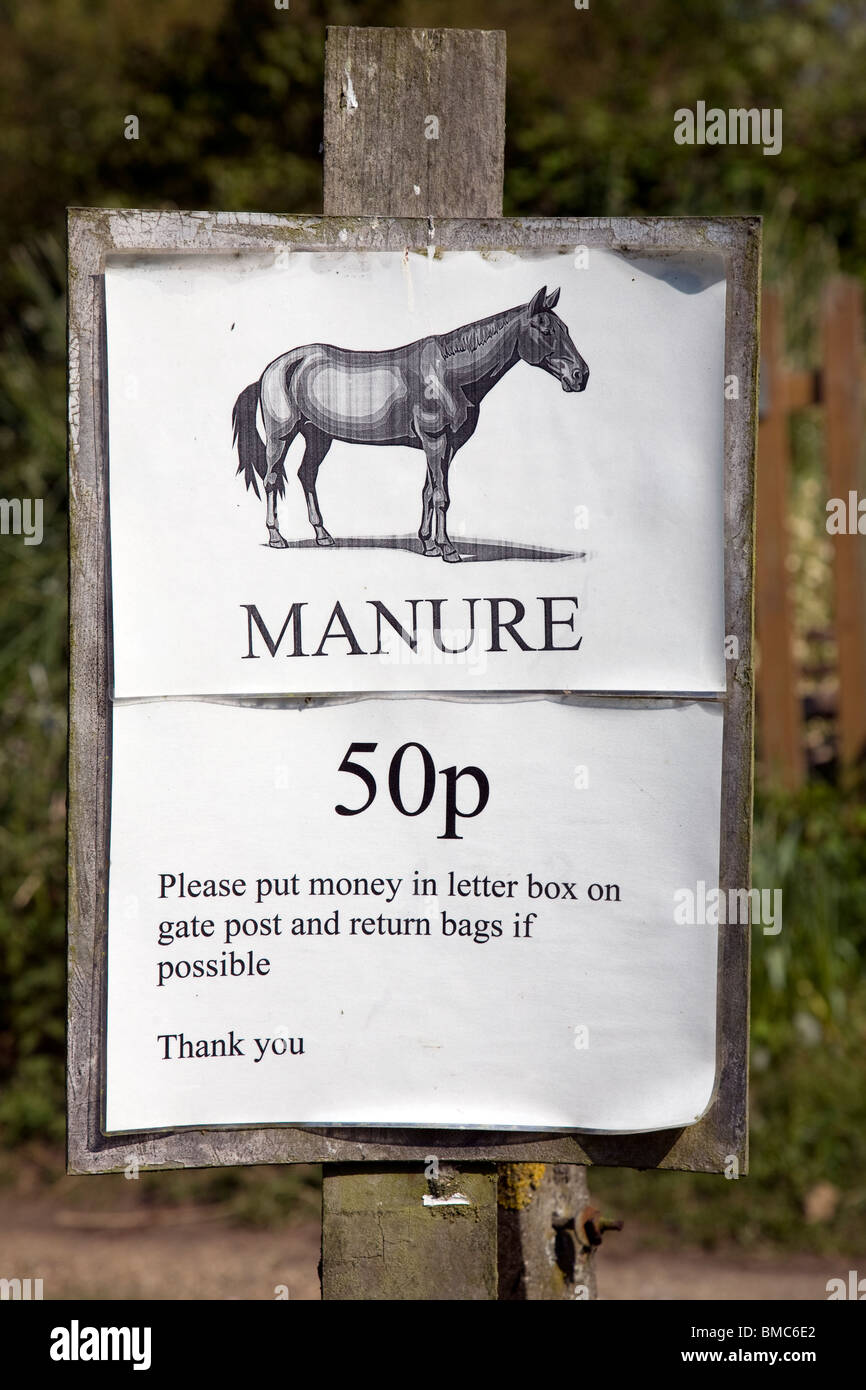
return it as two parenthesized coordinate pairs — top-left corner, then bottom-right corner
(231, 285), (588, 562)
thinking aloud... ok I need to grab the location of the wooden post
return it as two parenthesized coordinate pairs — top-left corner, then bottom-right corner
(497, 1164), (598, 1300)
(822, 277), (866, 768)
(322, 1165), (498, 1301)
(323, 26), (505, 220)
(755, 288), (803, 787)
(319, 24), (593, 1301)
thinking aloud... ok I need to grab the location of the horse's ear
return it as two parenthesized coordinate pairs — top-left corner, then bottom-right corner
(528, 286), (547, 316)
(544, 287), (561, 309)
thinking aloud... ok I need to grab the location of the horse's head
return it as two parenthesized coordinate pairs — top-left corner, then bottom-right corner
(516, 286), (588, 393)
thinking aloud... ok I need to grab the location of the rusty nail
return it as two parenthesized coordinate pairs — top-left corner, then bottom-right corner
(577, 1204), (623, 1249)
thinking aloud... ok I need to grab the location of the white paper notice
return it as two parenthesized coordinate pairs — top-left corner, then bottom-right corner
(104, 247), (727, 697)
(105, 697), (723, 1133)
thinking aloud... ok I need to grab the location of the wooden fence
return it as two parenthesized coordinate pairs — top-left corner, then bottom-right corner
(756, 276), (866, 787)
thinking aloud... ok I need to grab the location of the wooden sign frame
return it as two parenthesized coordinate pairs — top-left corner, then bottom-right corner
(67, 208), (759, 1176)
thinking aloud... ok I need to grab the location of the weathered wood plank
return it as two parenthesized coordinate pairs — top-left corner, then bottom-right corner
(756, 289), (803, 787)
(781, 367), (820, 413)
(322, 24), (506, 1303)
(822, 277), (866, 766)
(67, 210), (112, 1177)
(323, 27), (505, 219)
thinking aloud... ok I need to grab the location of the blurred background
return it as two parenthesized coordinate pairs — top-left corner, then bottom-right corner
(1, 0), (865, 1298)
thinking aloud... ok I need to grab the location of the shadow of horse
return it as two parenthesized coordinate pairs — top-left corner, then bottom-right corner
(259, 534), (587, 564)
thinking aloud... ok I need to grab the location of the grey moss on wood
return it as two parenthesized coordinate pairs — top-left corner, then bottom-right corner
(322, 1165), (499, 1300)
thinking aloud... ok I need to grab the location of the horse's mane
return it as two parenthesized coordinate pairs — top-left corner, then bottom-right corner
(438, 310), (514, 359)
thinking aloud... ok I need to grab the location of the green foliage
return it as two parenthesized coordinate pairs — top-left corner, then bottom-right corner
(594, 779), (866, 1252)
(409, 0), (866, 278)
(133, 1162), (322, 1226)
(1, 1), (865, 281)
(0, 237), (67, 1145)
(593, 1020), (866, 1254)
(752, 780), (866, 1053)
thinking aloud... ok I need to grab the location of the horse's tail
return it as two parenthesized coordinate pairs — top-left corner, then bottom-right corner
(232, 382), (267, 499)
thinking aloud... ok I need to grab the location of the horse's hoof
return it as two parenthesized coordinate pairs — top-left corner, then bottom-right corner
(422, 542), (441, 557)
(268, 534), (289, 549)
(315, 534), (335, 547)
(442, 550), (462, 563)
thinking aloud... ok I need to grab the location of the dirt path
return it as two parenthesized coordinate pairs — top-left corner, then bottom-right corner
(0, 1196), (855, 1300)
(0, 1198), (322, 1301)
(597, 1236), (852, 1301)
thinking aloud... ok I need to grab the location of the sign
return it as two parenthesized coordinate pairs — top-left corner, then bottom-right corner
(106, 697), (723, 1133)
(68, 211), (757, 1173)
(104, 246), (726, 695)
